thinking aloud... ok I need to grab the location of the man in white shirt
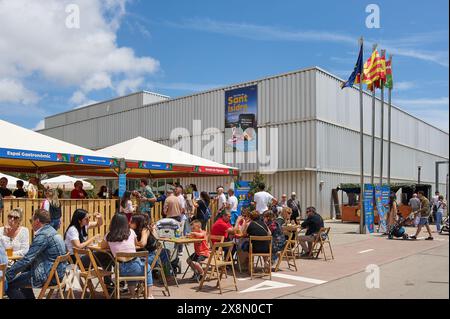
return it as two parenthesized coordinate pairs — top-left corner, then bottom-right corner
(253, 183), (277, 214)
(216, 186), (227, 220)
(226, 189), (239, 225)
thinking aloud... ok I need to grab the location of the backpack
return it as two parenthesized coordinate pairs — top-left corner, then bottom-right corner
(49, 204), (62, 220)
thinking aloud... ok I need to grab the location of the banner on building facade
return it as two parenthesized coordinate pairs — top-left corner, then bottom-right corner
(234, 180), (252, 214)
(225, 85), (258, 154)
(363, 184), (375, 233)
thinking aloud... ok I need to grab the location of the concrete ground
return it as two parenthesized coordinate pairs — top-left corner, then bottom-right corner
(30, 220), (449, 299)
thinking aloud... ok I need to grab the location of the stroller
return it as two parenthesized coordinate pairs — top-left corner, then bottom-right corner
(440, 216), (449, 234)
(156, 218), (182, 274)
(388, 214), (410, 240)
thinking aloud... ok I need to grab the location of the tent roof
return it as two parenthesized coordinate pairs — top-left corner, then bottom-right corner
(97, 136), (238, 178)
(0, 119), (112, 175)
(41, 175), (94, 190)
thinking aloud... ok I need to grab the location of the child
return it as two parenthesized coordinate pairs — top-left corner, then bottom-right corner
(186, 220), (210, 281)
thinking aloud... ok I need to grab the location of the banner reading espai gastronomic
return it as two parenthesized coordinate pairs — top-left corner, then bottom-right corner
(225, 85), (257, 153)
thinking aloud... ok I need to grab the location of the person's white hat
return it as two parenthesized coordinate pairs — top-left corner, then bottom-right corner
(291, 192), (296, 196)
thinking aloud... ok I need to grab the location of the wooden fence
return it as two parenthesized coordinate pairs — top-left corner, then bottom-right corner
(1, 198), (218, 242)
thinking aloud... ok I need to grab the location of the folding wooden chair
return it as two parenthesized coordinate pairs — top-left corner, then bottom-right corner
(0, 263), (6, 299)
(150, 242), (170, 296)
(114, 251), (149, 299)
(73, 248), (114, 299)
(249, 236), (272, 280)
(37, 253), (74, 299)
(198, 242), (238, 294)
(309, 227), (334, 261)
(274, 232), (298, 272)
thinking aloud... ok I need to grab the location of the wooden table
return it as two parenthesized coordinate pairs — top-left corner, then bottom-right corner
(159, 237), (205, 285)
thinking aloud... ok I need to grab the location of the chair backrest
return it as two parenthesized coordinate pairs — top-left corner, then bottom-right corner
(211, 241), (234, 264)
(319, 227), (331, 241)
(73, 247), (99, 274)
(38, 252), (72, 299)
(209, 235), (225, 248)
(249, 236), (272, 255)
(0, 263), (6, 299)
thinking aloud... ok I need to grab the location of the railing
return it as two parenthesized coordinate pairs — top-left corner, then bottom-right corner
(1, 198), (218, 242)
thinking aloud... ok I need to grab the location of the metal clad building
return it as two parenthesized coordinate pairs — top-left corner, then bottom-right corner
(39, 67), (449, 217)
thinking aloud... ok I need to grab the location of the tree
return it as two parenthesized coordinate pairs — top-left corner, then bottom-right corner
(249, 172), (272, 196)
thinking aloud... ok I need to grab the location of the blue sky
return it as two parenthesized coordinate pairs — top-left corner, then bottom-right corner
(0, 0), (448, 131)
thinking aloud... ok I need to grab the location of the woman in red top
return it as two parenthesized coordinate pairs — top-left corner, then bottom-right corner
(187, 220), (210, 281)
(71, 181), (88, 199)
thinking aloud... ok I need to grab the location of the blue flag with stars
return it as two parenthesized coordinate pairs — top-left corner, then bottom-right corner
(341, 43), (363, 89)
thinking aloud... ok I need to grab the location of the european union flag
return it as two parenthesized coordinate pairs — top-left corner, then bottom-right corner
(341, 43), (363, 89)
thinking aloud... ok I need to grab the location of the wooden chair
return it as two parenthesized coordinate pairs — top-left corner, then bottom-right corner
(73, 248), (114, 299)
(198, 242), (238, 294)
(274, 232), (298, 272)
(37, 253), (74, 299)
(309, 227), (334, 261)
(150, 242), (170, 296)
(249, 236), (272, 280)
(0, 263), (6, 299)
(114, 251), (149, 299)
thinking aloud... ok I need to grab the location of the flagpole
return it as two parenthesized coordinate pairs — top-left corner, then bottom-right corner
(387, 55), (393, 185)
(359, 37), (365, 235)
(370, 44), (377, 186)
(380, 50), (386, 186)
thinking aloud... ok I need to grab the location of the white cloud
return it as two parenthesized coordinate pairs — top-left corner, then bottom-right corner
(0, 0), (159, 105)
(394, 81), (416, 91)
(394, 97), (449, 107)
(148, 82), (224, 92)
(33, 120), (45, 131)
(0, 78), (39, 105)
(116, 77), (144, 96)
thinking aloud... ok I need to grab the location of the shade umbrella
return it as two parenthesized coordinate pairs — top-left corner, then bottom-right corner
(41, 175), (94, 191)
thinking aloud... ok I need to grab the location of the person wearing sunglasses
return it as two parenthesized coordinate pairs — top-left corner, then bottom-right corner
(0, 208), (30, 257)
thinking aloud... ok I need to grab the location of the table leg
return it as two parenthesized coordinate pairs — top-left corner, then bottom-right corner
(162, 241), (179, 287)
(181, 243), (193, 280)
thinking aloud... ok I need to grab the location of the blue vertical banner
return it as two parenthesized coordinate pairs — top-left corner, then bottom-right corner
(375, 185), (390, 233)
(363, 184), (375, 233)
(234, 181), (251, 214)
(225, 85), (258, 153)
(118, 174), (127, 198)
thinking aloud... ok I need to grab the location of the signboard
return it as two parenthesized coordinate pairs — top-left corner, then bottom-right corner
(118, 174), (127, 198)
(363, 184), (375, 233)
(234, 181), (252, 214)
(225, 85), (258, 153)
(73, 154), (111, 166)
(375, 185), (390, 233)
(138, 161), (172, 170)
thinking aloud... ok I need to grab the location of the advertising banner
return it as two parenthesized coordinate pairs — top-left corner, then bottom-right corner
(225, 85), (257, 153)
(118, 174), (127, 198)
(234, 181), (252, 214)
(375, 185), (390, 233)
(363, 184), (375, 233)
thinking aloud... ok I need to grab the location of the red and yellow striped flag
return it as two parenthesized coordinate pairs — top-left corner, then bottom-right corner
(358, 49), (386, 91)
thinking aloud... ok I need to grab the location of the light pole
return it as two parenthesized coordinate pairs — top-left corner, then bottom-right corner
(418, 166), (422, 185)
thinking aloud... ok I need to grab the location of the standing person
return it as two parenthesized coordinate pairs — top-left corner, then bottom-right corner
(6, 209), (67, 299)
(175, 186), (187, 235)
(100, 213), (153, 299)
(134, 178), (156, 220)
(0, 177), (12, 197)
(215, 186), (227, 220)
(191, 184), (200, 200)
(409, 193), (421, 227)
(298, 207), (324, 257)
(70, 181), (88, 199)
(387, 194), (398, 233)
(27, 177), (39, 199)
(435, 195), (447, 233)
(97, 186), (108, 199)
(41, 189), (62, 231)
(279, 194), (288, 208)
(253, 183), (277, 214)
(194, 191), (211, 230)
(287, 192), (302, 223)
(12, 180), (27, 198)
(119, 191), (135, 222)
(431, 191), (440, 223)
(410, 191), (434, 240)
(226, 189), (239, 226)
(162, 189), (181, 221)
(186, 220), (210, 281)
(0, 208), (30, 256)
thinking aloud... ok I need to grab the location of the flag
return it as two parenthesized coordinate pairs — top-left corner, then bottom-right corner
(385, 58), (393, 89)
(362, 49), (386, 91)
(341, 43), (363, 89)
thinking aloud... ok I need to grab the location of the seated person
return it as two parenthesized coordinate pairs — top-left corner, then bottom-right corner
(210, 211), (239, 244)
(0, 208), (30, 256)
(100, 213), (153, 299)
(263, 210), (286, 263)
(186, 220), (210, 281)
(12, 180), (27, 198)
(298, 206), (324, 257)
(64, 209), (103, 265)
(241, 211), (271, 254)
(6, 209), (67, 299)
(0, 177), (12, 198)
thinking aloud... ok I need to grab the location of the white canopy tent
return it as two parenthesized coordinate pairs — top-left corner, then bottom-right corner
(41, 175), (94, 191)
(0, 172), (29, 189)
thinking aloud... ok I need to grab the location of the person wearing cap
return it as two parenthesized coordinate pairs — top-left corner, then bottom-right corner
(287, 192), (302, 224)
